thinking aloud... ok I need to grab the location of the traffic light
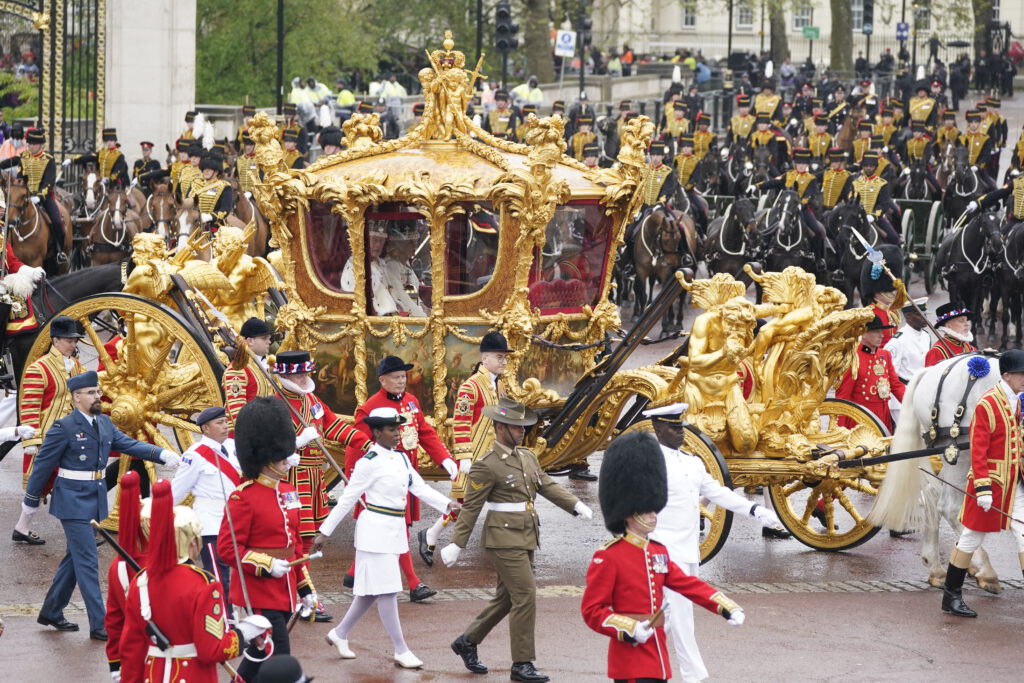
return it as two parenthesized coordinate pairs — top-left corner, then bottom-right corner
(581, 17), (593, 46)
(863, 0), (874, 31)
(495, 1), (519, 54)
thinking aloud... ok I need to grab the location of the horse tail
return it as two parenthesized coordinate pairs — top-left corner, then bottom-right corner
(866, 370), (928, 530)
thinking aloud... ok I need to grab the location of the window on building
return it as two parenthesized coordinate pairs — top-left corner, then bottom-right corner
(916, 0), (931, 31)
(681, 0), (697, 29)
(792, 1), (812, 30)
(852, 0), (864, 31)
(736, 1), (753, 30)
(993, 0), (1001, 21)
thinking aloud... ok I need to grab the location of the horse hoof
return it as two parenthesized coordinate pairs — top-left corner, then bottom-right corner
(975, 577), (1002, 594)
(927, 573), (946, 588)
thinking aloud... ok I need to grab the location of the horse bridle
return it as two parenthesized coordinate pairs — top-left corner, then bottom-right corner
(927, 353), (982, 464)
(5, 187), (42, 242)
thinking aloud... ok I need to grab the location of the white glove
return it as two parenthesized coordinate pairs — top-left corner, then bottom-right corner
(633, 619), (654, 644)
(286, 453), (301, 469)
(977, 493), (992, 512)
(971, 165), (978, 172)
(200, 212), (213, 223)
(440, 543), (461, 567)
(61, 158), (72, 167)
(296, 426), (319, 448)
(574, 501), (593, 520)
(160, 450), (182, 467)
(789, 118), (798, 127)
(866, 214), (875, 224)
(23, 445), (37, 456)
(727, 609), (745, 626)
(966, 201), (979, 213)
(753, 505), (783, 529)
(746, 184), (758, 194)
(441, 458), (458, 480)
(17, 425), (36, 440)
(300, 592), (317, 611)
(110, 671), (121, 682)
(244, 191), (253, 200)
(459, 458), (473, 474)
(236, 614), (272, 642)
(902, 167), (911, 176)
(269, 558), (290, 578)
(882, 146), (889, 154)
(30, 196), (39, 205)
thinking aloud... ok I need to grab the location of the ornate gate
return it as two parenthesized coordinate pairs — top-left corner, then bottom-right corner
(0, 0), (105, 183)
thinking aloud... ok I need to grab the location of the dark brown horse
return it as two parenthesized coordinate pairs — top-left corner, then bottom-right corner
(144, 179), (178, 248)
(632, 206), (686, 332)
(4, 180), (73, 275)
(227, 177), (269, 256)
(89, 186), (144, 265)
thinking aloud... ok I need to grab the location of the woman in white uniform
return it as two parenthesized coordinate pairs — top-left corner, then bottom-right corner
(311, 407), (459, 669)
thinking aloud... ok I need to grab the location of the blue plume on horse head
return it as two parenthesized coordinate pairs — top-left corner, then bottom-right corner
(967, 355), (990, 379)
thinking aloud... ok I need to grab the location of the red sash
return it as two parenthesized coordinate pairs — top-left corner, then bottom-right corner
(194, 444), (242, 487)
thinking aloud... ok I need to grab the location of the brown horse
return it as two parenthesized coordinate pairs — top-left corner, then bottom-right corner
(632, 206), (686, 332)
(89, 185), (144, 265)
(144, 179), (178, 248)
(834, 109), (865, 153)
(4, 180), (73, 274)
(227, 178), (269, 256)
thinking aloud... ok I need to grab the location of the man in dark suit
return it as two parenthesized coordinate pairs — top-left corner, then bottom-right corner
(23, 371), (179, 640)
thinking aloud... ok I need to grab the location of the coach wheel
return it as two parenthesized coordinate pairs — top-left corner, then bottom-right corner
(923, 201), (942, 295)
(901, 208), (915, 247)
(768, 398), (888, 552)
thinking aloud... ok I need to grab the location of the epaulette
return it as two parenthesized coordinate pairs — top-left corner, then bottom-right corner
(364, 450), (377, 460)
(185, 563), (215, 582)
(234, 480), (254, 493)
(600, 537), (621, 550)
(893, 331), (903, 338)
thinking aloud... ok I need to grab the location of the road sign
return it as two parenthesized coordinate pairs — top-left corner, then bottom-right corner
(802, 26), (819, 40)
(554, 30), (577, 58)
(896, 22), (910, 41)
(862, 22), (873, 35)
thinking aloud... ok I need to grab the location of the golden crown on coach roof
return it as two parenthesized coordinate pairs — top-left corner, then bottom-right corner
(430, 30), (466, 68)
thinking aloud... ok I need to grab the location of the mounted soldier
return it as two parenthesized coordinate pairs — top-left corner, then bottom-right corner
(749, 114), (780, 174)
(659, 101), (690, 145)
(826, 84), (850, 135)
(482, 89), (519, 141)
(131, 141), (161, 192)
(851, 120), (873, 166)
(908, 82), (938, 131)
(982, 97), (1007, 171)
(753, 148), (827, 268)
(569, 116), (597, 162)
(753, 79), (781, 123)
(898, 122), (943, 197)
(692, 113), (716, 161)
(873, 106), (898, 147)
(851, 151), (902, 244)
(235, 104), (257, 150)
(820, 148), (854, 213)
(194, 151), (234, 232)
(727, 94), (755, 146)
(72, 127), (130, 190)
(807, 114), (832, 161)
(673, 136), (708, 235)
(959, 109), (996, 192)
(935, 109), (961, 147)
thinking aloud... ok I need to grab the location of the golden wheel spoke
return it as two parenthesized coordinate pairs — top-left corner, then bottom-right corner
(782, 480), (808, 497)
(143, 421), (178, 453)
(125, 313), (139, 377)
(80, 315), (117, 371)
(800, 493), (819, 526)
(155, 377), (207, 405)
(152, 411), (201, 434)
(844, 479), (878, 496)
(835, 490), (865, 525)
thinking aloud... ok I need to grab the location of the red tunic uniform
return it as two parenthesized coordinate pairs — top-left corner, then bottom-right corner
(119, 563), (241, 683)
(278, 384), (369, 538)
(960, 387), (1023, 532)
(221, 357), (278, 433)
(217, 474), (310, 612)
(450, 367), (505, 498)
(835, 344), (906, 429)
(581, 533), (739, 681)
(19, 346), (85, 491)
(105, 554), (145, 676)
(344, 388), (452, 523)
(924, 336), (977, 367)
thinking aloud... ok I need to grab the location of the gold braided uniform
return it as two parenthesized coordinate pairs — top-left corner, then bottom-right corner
(730, 113), (755, 140)
(908, 96), (936, 127)
(280, 149), (303, 170)
(749, 130), (775, 149)
(177, 164), (201, 199)
(19, 151), (52, 194)
(852, 137), (871, 164)
(852, 175), (888, 216)
(194, 178), (230, 224)
(874, 122), (897, 146)
(821, 169), (851, 209)
(277, 122), (302, 142)
(979, 114), (995, 137)
(808, 131), (832, 158)
(936, 125), (961, 147)
(570, 131), (596, 161)
(169, 160), (185, 190)
(905, 136), (931, 162)
(180, 128), (195, 141)
(1010, 177), (1024, 218)
(97, 148), (124, 181)
(661, 116), (690, 139)
(674, 154), (700, 190)
(782, 170), (816, 204)
(640, 165), (673, 205)
(754, 93), (781, 117)
(488, 110), (516, 139)
(959, 132), (990, 165)
(236, 154), (260, 194)
(693, 129), (715, 160)
(1014, 134), (1024, 167)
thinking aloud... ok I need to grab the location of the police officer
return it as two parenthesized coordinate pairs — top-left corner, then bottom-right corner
(24, 371), (180, 639)
(441, 397), (592, 683)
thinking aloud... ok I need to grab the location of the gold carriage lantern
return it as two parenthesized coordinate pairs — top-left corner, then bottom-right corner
(248, 32), (654, 466)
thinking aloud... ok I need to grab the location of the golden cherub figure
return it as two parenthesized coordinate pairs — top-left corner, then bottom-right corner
(210, 225), (280, 331)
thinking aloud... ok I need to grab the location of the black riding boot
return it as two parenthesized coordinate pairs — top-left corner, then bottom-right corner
(941, 549), (977, 617)
(42, 198), (68, 266)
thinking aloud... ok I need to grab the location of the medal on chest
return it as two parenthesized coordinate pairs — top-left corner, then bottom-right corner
(873, 359), (891, 399)
(281, 490), (301, 509)
(651, 553), (669, 573)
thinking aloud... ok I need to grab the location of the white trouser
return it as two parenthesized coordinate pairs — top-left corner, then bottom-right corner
(955, 481), (1024, 553)
(665, 560), (708, 683)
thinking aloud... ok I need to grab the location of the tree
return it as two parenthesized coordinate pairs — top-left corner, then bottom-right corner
(830, 0), (853, 75)
(767, 0), (789, 67)
(971, 0), (995, 54)
(521, 0), (555, 83)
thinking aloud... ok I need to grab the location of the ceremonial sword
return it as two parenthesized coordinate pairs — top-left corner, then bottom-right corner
(918, 467), (1024, 525)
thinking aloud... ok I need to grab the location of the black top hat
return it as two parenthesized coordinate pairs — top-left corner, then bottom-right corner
(495, 89), (509, 100)
(482, 397), (538, 426)
(552, 100), (565, 112)
(942, 109), (957, 119)
(25, 128), (45, 144)
(736, 94), (751, 106)
(188, 141), (204, 157)
(865, 314), (895, 331)
(50, 315), (85, 339)
(357, 101), (374, 113)
(480, 331), (510, 353)
(696, 112), (710, 124)
(755, 113), (771, 124)
(102, 128), (118, 142)
(412, 102), (425, 115)
(521, 104), (537, 115)
(272, 350), (315, 374)
(242, 104), (256, 115)
(67, 371), (99, 392)
(890, 99), (903, 108)
(582, 142), (599, 156)
(814, 114), (828, 126)
(577, 116), (593, 126)
(318, 126), (342, 148)
(363, 407), (408, 429)
(195, 406), (226, 426)
(811, 97), (823, 108)
(240, 317), (272, 338)
(283, 102), (297, 114)
(282, 129), (299, 142)
(185, 110), (197, 122)
(858, 120), (873, 131)
(598, 431), (667, 535)
(935, 302), (970, 326)
(175, 138), (190, 152)
(649, 141), (666, 155)
(235, 397), (296, 478)
(861, 151), (880, 165)
(671, 101), (685, 112)
(253, 654), (314, 683)
(792, 148), (811, 163)
(911, 121), (926, 132)
(619, 99), (632, 110)
(377, 355), (414, 377)
(999, 349), (1024, 374)
(679, 135), (695, 147)
(828, 147), (846, 161)
(241, 131), (254, 146)
(985, 96), (1001, 108)
(869, 135), (885, 149)
(966, 109), (982, 122)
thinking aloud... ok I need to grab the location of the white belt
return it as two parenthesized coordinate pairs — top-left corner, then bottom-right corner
(487, 502), (528, 512)
(57, 468), (103, 481)
(147, 643), (198, 658)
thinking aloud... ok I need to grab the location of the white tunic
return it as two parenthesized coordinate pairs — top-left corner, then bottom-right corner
(171, 436), (242, 536)
(320, 443), (449, 554)
(884, 324), (931, 381)
(340, 256), (399, 315)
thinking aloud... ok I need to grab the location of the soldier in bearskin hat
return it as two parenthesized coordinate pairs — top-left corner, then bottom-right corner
(581, 431), (745, 683)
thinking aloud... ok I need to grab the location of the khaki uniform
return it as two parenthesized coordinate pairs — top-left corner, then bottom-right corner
(452, 441), (579, 662)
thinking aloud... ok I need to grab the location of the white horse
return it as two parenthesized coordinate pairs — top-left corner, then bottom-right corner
(868, 353), (1003, 593)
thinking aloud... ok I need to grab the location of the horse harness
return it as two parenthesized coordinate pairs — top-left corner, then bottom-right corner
(926, 353), (983, 465)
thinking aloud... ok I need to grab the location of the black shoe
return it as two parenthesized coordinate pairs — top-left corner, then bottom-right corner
(451, 634), (488, 674)
(812, 507), (838, 531)
(89, 628), (108, 641)
(409, 582), (437, 602)
(568, 468), (598, 481)
(37, 615), (79, 631)
(418, 529), (434, 567)
(762, 526), (792, 539)
(342, 573), (354, 589)
(511, 661), (550, 682)
(12, 529), (45, 545)
(889, 529), (915, 538)
(941, 587), (977, 617)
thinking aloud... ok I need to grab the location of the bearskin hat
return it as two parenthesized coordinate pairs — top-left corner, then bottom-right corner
(859, 243), (904, 304)
(235, 397), (296, 479)
(598, 431), (667, 535)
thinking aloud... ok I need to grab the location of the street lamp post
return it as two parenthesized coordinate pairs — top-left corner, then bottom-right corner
(911, 3), (919, 75)
(807, 7), (814, 63)
(276, 0), (284, 114)
(578, 0), (587, 101)
(727, 0), (734, 59)
(899, 0), (907, 61)
(759, 0), (765, 53)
